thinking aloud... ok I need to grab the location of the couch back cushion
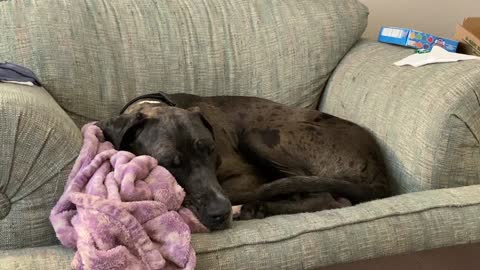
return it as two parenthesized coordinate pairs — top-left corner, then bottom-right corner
(0, 0), (367, 125)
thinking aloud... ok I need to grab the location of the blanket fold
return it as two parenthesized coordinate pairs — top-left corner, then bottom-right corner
(50, 123), (207, 270)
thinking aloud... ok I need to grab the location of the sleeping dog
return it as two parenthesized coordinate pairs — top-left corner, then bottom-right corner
(97, 92), (390, 231)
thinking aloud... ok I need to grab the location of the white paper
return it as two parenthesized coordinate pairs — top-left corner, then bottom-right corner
(0, 80), (35, 86)
(394, 46), (480, 67)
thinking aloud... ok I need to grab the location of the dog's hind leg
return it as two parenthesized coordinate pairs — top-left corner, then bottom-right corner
(251, 175), (388, 204)
(237, 121), (389, 217)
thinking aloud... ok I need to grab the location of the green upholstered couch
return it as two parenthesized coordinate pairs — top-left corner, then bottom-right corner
(1, 0), (479, 269)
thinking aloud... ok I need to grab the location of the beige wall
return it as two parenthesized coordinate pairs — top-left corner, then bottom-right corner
(359, 0), (480, 40)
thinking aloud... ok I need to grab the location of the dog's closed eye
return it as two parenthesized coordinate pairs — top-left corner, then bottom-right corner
(172, 154), (182, 167)
(194, 139), (215, 155)
(154, 151), (182, 169)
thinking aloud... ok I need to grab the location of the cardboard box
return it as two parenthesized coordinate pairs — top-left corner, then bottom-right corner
(454, 17), (480, 56)
(378, 26), (459, 52)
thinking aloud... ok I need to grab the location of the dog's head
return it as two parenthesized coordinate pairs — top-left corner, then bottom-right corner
(97, 101), (232, 231)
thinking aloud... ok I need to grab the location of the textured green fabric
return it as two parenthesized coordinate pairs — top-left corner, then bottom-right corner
(0, 84), (82, 249)
(0, 0), (368, 126)
(1, 0), (480, 268)
(0, 246), (72, 270)
(2, 184), (480, 269)
(320, 41), (480, 194)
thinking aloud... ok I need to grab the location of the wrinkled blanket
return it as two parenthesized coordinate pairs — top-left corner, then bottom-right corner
(50, 123), (208, 270)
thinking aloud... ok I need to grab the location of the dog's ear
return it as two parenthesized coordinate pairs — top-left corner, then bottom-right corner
(188, 106), (221, 167)
(96, 112), (147, 150)
(188, 106), (215, 140)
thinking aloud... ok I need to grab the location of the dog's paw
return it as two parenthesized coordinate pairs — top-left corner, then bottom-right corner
(232, 205), (243, 219)
(334, 197), (352, 208)
(234, 202), (266, 220)
(337, 198), (352, 207)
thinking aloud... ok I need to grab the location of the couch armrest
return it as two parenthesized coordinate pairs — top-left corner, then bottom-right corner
(320, 41), (480, 193)
(0, 84), (81, 249)
(2, 184), (480, 269)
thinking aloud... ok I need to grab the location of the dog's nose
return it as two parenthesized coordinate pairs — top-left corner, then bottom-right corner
(206, 196), (232, 222)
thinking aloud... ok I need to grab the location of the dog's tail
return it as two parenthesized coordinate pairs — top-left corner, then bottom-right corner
(238, 176), (389, 204)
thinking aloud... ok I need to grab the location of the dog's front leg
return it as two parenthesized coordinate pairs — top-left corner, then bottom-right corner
(235, 192), (352, 220)
(220, 173), (267, 205)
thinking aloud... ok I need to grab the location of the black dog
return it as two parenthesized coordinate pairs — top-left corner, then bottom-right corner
(97, 93), (390, 230)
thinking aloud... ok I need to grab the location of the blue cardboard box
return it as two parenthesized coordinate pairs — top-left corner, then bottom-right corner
(378, 27), (459, 52)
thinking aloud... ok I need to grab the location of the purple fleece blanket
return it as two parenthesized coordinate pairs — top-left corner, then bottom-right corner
(50, 123), (208, 270)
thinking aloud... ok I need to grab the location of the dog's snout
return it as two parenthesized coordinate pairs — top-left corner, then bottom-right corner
(206, 195), (232, 222)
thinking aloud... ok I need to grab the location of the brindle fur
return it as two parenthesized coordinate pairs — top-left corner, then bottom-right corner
(97, 93), (390, 230)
